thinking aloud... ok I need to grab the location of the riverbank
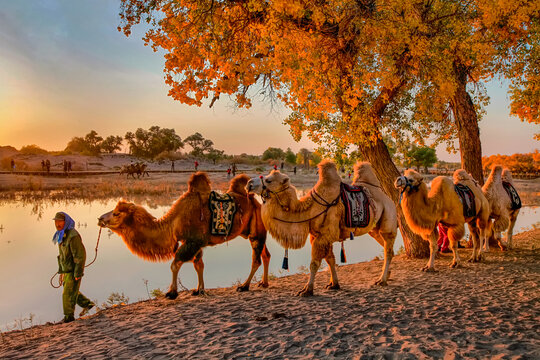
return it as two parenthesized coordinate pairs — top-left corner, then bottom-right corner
(1, 228), (539, 359)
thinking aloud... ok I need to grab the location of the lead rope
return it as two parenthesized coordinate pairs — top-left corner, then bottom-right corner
(49, 227), (102, 289)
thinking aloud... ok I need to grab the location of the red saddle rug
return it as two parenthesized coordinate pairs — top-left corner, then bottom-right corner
(340, 183), (370, 228)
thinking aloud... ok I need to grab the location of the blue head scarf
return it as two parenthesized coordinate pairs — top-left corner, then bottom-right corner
(52, 212), (75, 245)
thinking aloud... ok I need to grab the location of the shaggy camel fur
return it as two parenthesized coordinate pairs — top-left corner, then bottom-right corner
(248, 160), (397, 296)
(482, 166), (520, 250)
(395, 169), (490, 271)
(98, 173), (269, 299)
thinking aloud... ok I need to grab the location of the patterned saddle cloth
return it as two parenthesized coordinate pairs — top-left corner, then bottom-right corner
(340, 183), (370, 228)
(454, 184), (476, 218)
(502, 182), (522, 210)
(209, 191), (237, 236)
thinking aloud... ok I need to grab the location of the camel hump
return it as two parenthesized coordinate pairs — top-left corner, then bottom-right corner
(353, 162), (381, 188)
(188, 172), (212, 193)
(228, 174), (250, 196)
(501, 168), (514, 183)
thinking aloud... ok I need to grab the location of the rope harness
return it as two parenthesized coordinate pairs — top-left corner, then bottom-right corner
(50, 227), (103, 289)
(397, 175), (419, 205)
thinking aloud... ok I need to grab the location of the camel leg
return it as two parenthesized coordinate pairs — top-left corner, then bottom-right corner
(165, 259), (184, 300)
(505, 211), (518, 250)
(447, 227), (463, 268)
(192, 250), (205, 296)
(166, 241), (203, 300)
(258, 244), (271, 288)
(324, 246), (340, 290)
(237, 238), (266, 292)
(421, 232), (438, 272)
(297, 236), (326, 297)
(466, 224), (481, 263)
(370, 230), (395, 285)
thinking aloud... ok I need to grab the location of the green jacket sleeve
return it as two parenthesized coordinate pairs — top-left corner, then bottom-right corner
(57, 255), (62, 273)
(69, 232), (86, 278)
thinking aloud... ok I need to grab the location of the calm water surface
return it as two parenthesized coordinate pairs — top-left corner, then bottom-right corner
(0, 200), (537, 330)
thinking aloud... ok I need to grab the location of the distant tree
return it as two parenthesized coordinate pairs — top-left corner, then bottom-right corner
(404, 146), (438, 173)
(184, 132), (214, 157)
(284, 148), (296, 165)
(65, 136), (90, 154)
(309, 151), (322, 168)
(100, 135), (123, 153)
(125, 126), (183, 158)
(297, 148), (312, 169)
(206, 148), (225, 165)
(19, 144), (48, 155)
(84, 130), (103, 155)
(262, 147), (286, 161)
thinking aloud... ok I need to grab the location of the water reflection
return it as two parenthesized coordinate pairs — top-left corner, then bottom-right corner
(0, 199), (537, 331)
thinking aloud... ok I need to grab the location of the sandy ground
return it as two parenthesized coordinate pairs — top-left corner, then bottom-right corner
(1, 228), (539, 359)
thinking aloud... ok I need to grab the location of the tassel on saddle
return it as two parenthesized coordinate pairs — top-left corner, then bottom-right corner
(282, 248), (289, 271)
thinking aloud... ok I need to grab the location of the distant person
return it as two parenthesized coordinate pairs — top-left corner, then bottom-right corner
(63, 160), (68, 173)
(41, 160), (46, 171)
(194, 161), (199, 171)
(171, 160), (175, 172)
(52, 212), (94, 323)
(273, 164), (277, 171)
(10, 159), (15, 171)
(348, 171), (351, 179)
(46, 159), (51, 173)
(227, 167), (231, 178)
(280, 162), (284, 170)
(293, 166), (297, 175)
(67, 161), (72, 172)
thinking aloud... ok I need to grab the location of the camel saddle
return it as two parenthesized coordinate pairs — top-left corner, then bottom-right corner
(209, 191), (237, 236)
(454, 184), (476, 218)
(340, 183), (370, 228)
(502, 182), (522, 210)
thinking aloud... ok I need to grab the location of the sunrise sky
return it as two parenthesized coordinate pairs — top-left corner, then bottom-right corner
(0, 0), (538, 161)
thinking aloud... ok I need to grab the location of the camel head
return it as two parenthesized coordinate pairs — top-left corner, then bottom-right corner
(246, 170), (290, 199)
(394, 169), (424, 193)
(98, 200), (155, 231)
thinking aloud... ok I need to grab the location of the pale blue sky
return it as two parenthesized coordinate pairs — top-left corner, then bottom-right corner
(0, 0), (537, 161)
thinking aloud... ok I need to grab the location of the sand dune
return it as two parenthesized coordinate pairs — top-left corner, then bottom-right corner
(1, 228), (539, 359)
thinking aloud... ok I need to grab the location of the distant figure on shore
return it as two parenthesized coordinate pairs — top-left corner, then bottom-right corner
(273, 164), (277, 171)
(232, 163), (237, 176)
(10, 159), (15, 172)
(46, 159), (51, 173)
(63, 160), (68, 173)
(171, 160), (175, 172)
(52, 212), (95, 323)
(41, 160), (46, 171)
(67, 161), (72, 172)
(227, 167), (231, 177)
(280, 162), (284, 170)
(194, 160), (199, 171)
(293, 166), (297, 175)
(348, 171), (351, 179)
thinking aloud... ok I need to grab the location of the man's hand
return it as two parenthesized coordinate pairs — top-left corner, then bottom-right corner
(59, 273), (64, 285)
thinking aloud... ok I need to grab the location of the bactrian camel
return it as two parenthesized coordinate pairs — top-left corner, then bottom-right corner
(395, 169), (490, 271)
(248, 160), (397, 296)
(98, 173), (269, 299)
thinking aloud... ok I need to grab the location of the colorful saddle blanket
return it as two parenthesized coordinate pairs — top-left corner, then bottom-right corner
(340, 183), (370, 228)
(209, 191), (237, 236)
(454, 184), (476, 218)
(502, 182), (522, 210)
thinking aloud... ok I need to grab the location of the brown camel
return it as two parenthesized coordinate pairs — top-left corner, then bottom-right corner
(98, 173), (269, 299)
(248, 160), (397, 296)
(394, 169), (490, 271)
(482, 165), (521, 250)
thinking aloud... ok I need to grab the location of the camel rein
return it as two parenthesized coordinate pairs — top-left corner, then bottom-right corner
(50, 226), (103, 289)
(398, 176), (419, 205)
(272, 189), (341, 224)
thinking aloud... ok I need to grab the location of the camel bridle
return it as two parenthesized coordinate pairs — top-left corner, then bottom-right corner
(258, 175), (290, 210)
(398, 175), (420, 205)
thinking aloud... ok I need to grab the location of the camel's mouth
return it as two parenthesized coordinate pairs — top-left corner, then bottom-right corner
(394, 176), (408, 190)
(97, 210), (113, 228)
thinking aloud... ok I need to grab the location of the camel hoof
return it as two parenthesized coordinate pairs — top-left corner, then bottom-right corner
(191, 289), (205, 296)
(236, 285), (250, 292)
(421, 266), (437, 273)
(450, 262), (460, 269)
(325, 283), (340, 290)
(165, 290), (178, 300)
(297, 289), (314, 297)
(257, 281), (269, 288)
(374, 279), (388, 286)
(467, 258), (476, 263)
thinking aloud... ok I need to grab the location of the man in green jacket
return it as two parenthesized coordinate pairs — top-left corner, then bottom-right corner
(53, 212), (95, 323)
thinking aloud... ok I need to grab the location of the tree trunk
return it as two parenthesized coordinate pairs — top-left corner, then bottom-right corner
(357, 138), (430, 258)
(450, 63), (484, 186)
